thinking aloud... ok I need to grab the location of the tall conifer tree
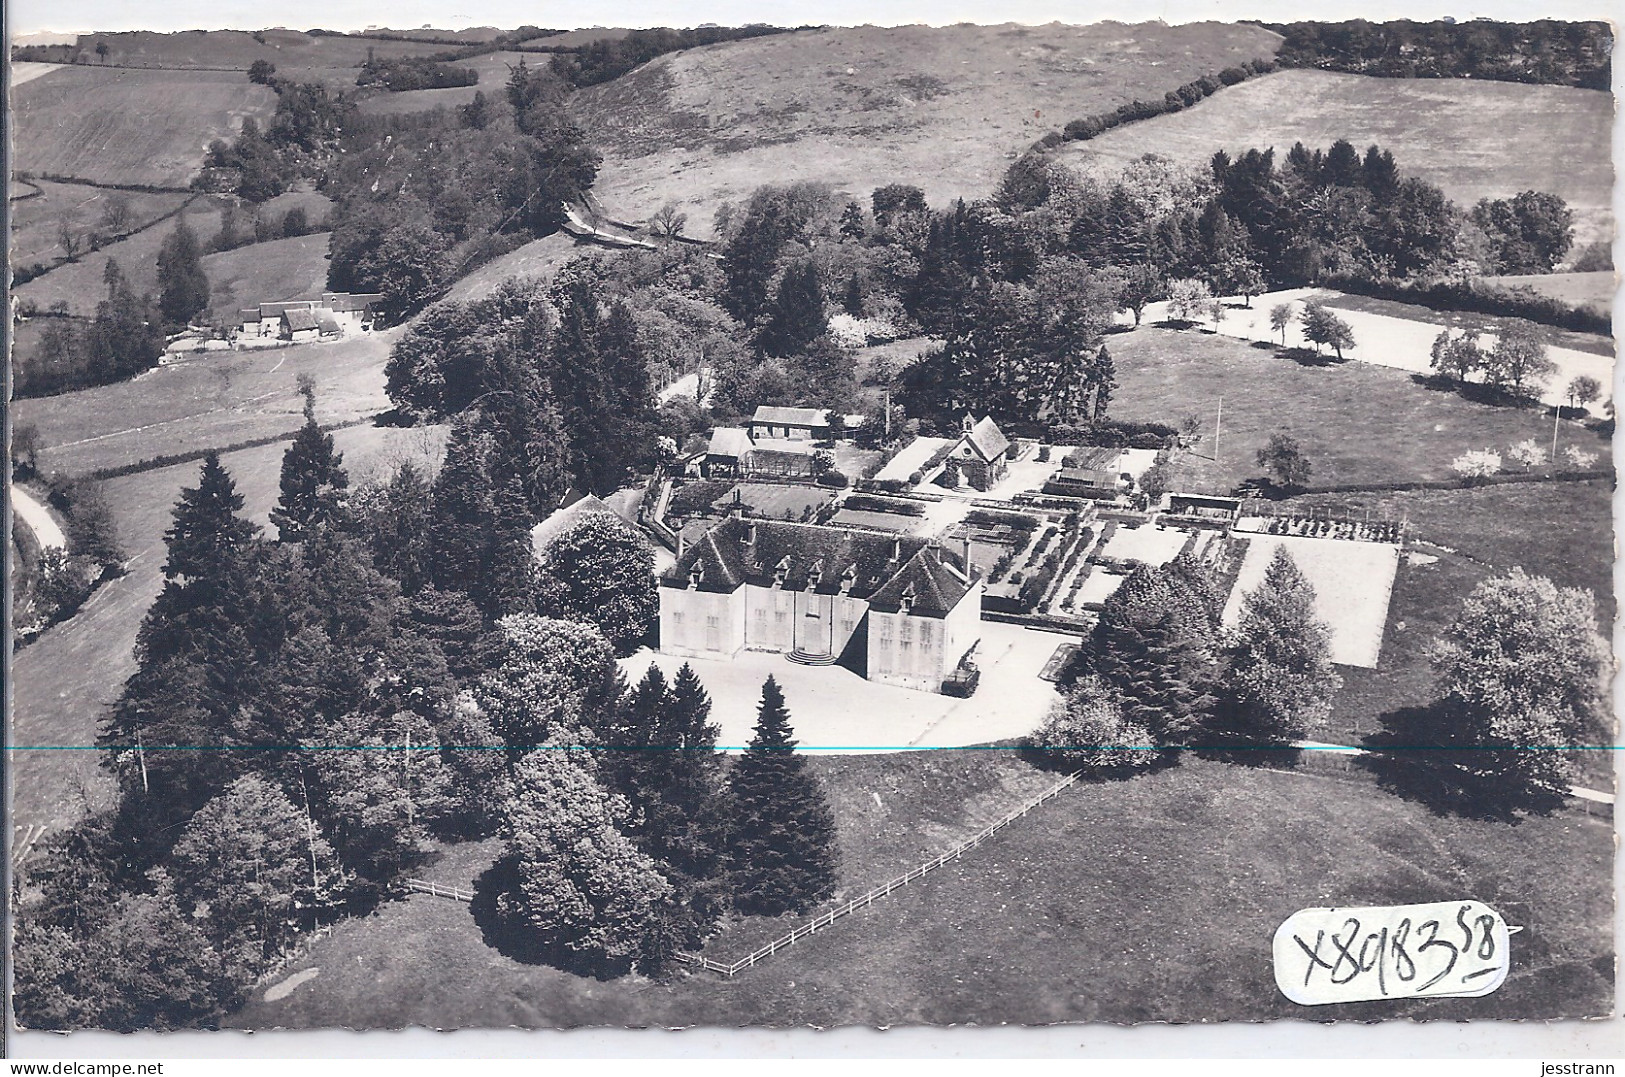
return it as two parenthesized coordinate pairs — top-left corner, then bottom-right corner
(726, 676), (838, 916)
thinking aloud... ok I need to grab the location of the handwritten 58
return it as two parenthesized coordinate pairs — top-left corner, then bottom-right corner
(1273, 901), (1510, 1005)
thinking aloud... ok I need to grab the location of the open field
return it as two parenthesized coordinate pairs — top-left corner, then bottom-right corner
(11, 62), (64, 86)
(1222, 533), (1400, 668)
(9, 181), (193, 267)
(11, 66), (278, 188)
(354, 51), (540, 115)
(13, 329), (396, 477)
(441, 233), (585, 302)
(66, 29), (454, 86)
(1481, 271), (1615, 317)
(571, 21), (1282, 234)
(14, 198), (233, 317)
(8, 423), (443, 849)
(1106, 326), (1610, 494)
(235, 754), (1611, 1028)
(202, 232), (334, 320)
(1098, 520), (1191, 567)
(1056, 69), (1615, 246)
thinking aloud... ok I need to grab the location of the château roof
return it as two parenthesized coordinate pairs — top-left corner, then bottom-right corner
(664, 518), (975, 616)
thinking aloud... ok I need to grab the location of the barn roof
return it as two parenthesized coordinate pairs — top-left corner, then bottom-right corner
(282, 308), (320, 332)
(707, 427), (754, 458)
(751, 405), (831, 428)
(530, 494), (636, 558)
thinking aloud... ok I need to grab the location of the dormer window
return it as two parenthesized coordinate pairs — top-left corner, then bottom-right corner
(688, 560), (705, 589)
(839, 564), (857, 595)
(807, 558), (824, 591)
(899, 582), (916, 615)
(773, 555), (791, 588)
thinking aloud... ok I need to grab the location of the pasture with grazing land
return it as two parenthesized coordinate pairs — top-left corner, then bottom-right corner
(1056, 69), (1615, 245)
(10, 66), (278, 188)
(570, 21), (1282, 233)
(354, 51), (543, 115)
(14, 199), (233, 316)
(234, 754), (1610, 1028)
(1106, 326), (1607, 494)
(69, 28), (456, 86)
(9, 181), (193, 267)
(202, 232), (334, 320)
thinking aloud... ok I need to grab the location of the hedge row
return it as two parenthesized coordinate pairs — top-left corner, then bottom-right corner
(842, 493), (925, 516)
(1320, 273), (1611, 336)
(1038, 57), (1277, 148)
(78, 418), (374, 482)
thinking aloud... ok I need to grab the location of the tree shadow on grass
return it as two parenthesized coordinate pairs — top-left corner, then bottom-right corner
(1358, 704), (1564, 823)
(468, 855), (631, 981)
(1287, 347), (1343, 367)
(1249, 340), (1278, 351)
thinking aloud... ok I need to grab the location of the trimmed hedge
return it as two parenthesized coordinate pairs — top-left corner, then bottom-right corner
(1054, 57), (1276, 144)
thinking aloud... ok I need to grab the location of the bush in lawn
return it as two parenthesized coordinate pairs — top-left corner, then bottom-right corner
(816, 470), (849, 488)
(1506, 438), (1547, 472)
(1564, 445), (1599, 468)
(1451, 449), (1502, 483)
(1037, 444), (1051, 463)
(1028, 676), (1159, 774)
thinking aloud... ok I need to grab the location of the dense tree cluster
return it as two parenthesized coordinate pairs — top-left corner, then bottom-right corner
(548, 25), (799, 88)
(15, 261), (164, 398)
(1269, 19), (1612, 90)
(356, 56), (479, 91)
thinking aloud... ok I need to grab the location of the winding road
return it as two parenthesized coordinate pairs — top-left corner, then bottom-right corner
(11, 485), (67, 550)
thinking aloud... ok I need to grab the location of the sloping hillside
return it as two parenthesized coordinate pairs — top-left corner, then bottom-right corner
(1055, 69), (1615, 244)
(570, 21), (1282, 235)
(203, 232), (334, 319)
(11, 66), (278, 187)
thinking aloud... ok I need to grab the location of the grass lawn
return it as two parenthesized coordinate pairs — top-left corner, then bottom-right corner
(444, 233), (584, 303)
(235, 754), (1612, 1028)
(1106, 326), (1609, 494)
(1057, 69), (1614, 245)
(1482, 272), (1614, 318)
(71, 29), (454, 88)
(1291, 480), (1615, 789)
(11, 66), (278, 188)
(715, 482), (835, 520)
(572, 21), (1280, 234)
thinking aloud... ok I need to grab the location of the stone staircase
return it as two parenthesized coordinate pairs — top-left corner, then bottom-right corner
(786, 647), (839, 666)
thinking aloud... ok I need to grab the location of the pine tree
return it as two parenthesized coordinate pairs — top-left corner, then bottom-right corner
(1219, 546), (1342, 742)
(157, 452), (261, 585)
(270, 387), (350, 542)
(727, 677), (838, 916)
(1089, 343), (1116, 421)
(363, 460), (432, 592)
(156, 217), (210, 328)
(1080, 563), (1220, 744)
(758, 260), (827, 358)
(425, 416), (499, 602)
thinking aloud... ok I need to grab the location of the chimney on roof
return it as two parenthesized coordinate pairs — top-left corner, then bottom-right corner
(747, 520), (758, 547)
(962, 534), (973, 576)
(891, 537), (902, 562)
(677, 530), (687, 557)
